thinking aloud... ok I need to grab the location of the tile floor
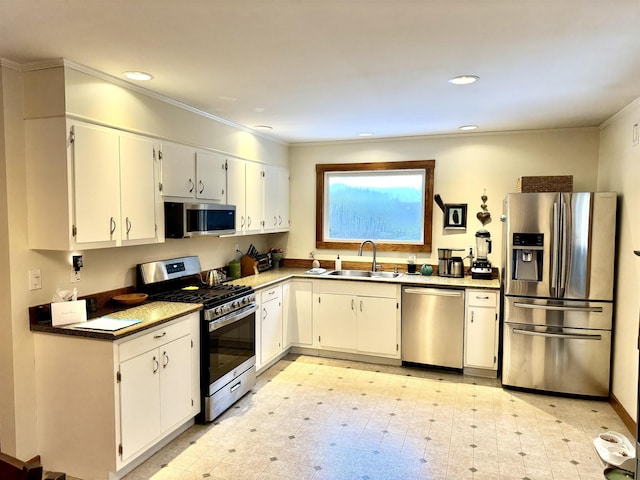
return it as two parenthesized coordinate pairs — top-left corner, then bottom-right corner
(116, 354), (631, 480)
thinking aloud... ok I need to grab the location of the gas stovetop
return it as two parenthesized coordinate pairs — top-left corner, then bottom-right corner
(137, 256), (256, 321)
(149, 284), (253, 309)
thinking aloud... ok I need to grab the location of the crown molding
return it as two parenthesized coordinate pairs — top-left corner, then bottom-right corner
(0, 58), (23, 71)
(11, 57), (286, 145)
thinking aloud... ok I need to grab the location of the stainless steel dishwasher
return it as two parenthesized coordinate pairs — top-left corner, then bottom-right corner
(401, 287), (465, 369)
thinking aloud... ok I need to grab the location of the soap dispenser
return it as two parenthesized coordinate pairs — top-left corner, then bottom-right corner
(335, 254), (342, 271)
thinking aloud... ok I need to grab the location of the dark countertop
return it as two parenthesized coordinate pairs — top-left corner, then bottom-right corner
(30, 301), (202, 341)
(228, 267), (501, 291)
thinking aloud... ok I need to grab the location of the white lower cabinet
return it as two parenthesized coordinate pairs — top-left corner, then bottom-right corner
(34, 312), (200, 480)
(257, 285), (284, 370)
(283, 279), (313, 348)
(314, 281), (400, 359)
(464, 290), (499, 372)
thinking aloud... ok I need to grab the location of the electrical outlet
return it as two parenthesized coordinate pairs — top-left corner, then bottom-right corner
(29, 269), (42, 290)
(71, 268), (81, 283)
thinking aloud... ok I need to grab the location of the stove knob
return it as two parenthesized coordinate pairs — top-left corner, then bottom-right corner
(213, 306), (221, 317)
(231, 300), (239, 309)
(241, 297), (248, 305)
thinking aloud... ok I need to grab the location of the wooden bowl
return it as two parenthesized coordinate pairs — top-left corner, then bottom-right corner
(112, 293), (148, 306)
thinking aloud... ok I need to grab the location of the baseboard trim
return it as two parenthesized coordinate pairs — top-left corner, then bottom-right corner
(610, 392), (636, 437)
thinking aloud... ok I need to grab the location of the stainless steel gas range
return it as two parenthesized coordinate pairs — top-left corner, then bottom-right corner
(137, 256), (257, 422)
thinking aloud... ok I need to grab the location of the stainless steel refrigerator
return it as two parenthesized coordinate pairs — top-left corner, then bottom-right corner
(502, 192), (617, 396)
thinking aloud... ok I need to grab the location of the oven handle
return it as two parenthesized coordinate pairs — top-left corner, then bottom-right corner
(209, 304), (258, 332)
(513, 328), (602, 341)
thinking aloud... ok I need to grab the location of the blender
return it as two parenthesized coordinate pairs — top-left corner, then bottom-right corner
(471, 229), (493, 279)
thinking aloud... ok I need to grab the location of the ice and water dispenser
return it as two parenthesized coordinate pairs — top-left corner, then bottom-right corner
(512, 233), (544, 281)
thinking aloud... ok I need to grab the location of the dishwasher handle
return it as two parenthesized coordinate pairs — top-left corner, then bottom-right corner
(403, 288), (463, 297)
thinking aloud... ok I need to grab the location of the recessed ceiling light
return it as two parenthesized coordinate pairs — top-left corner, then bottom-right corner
(448, 75), (479, 85)
(254, 125), (273, 131)
(459, 125), (479, 131)
(123, 71), (153, 81)
(358, 132), (374, 137)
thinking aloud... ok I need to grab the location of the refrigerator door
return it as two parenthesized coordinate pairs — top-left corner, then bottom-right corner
(502, 322), (611, 396)
(505, 296), (613, 330)
(560, 192), (616, 301)
(504, 193), (559, 298)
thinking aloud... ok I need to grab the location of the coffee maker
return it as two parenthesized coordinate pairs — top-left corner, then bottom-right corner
(471, 229), (493, 279)
(438, 248), (465, 278)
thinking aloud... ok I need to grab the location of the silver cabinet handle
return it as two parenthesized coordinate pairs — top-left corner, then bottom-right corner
(152, 356), (159, 373)
(188, 178), (194, 193)
(153, 332), (167, 339)
(240, 216), (245, 228)
(359, 300), (363, 312)
(513, 302), (603, 313)
(126, 217), (132, 234)
(475, 295), (489, 300)
(198, 180), (205, 194)
(110, 217), (116, 235)
(351, 299), (355, 310)
(162, 351), (169, 368)
(513, 328), (602, 341)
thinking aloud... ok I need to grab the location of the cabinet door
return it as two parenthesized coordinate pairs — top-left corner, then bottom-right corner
(72, 123), (120, 244)
(245, 162), (264, 233)
(159, 335), (193, 432)
(357, 296), (398, 356)
(260, 297), (282, 365)
(277, 168), (290, 230)
(465, 306), (497, 369)
(226, 157), (246, 233)
(195, 151), (226, 201)
(160, 142), (196, 198)
(283, 280), (313, 347)
(120, 134), (157, 242)
(263, 165), (279, 231)
(318, 294), (357, 351)
(119, 349), (161, 461)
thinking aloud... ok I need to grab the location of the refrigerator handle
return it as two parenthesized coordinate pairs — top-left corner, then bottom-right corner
(551, 202), (560, 295)
(513, 328), (602, 341)
(513, 302), (604, 313)
(558, 201), (568, 297)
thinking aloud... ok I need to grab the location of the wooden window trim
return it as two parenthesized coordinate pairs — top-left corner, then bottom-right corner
(315, 160), (435, 253)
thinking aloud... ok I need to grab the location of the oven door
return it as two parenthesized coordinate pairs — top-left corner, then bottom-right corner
(204, 304), (257, 397)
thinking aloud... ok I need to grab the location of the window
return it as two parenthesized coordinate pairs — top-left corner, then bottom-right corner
(316, 160), (435, 252)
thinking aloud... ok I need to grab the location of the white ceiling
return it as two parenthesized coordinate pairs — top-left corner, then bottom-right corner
(2, 0), (640, 143)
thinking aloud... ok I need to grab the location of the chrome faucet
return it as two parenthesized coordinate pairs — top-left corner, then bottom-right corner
(358, 240), (378, 271)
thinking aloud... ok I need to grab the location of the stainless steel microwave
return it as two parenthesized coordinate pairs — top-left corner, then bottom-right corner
(164, 202), (236, 238)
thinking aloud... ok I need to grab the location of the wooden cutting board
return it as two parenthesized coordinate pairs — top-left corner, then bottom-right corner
(240, 255), (258, 277)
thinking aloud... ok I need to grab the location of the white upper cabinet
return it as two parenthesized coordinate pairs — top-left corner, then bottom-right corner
(226, 157), (247, 234)
(244, 161), (264, 234)
(72, 123), (121, 245)
(160, 143), (227, 202)
(263, 165), (290, 233)
(120, 134), (159, 244)
(25, 118), (161, 250)
(195, 151), (226, 202)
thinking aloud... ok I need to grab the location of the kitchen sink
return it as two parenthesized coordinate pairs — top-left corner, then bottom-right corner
(325, 269), (402, 279)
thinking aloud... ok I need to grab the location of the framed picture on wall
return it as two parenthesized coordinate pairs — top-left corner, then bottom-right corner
(444, 203), (467, 230)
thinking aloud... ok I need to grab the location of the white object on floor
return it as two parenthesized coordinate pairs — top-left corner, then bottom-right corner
(593, 430), (636, 472)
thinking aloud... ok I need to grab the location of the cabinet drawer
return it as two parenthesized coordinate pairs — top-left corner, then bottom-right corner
(260, 285), (282, 303)
(119, 319), (191, 362)
(467, 290), (497, 307)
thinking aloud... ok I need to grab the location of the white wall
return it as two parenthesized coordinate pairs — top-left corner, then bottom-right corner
(288, 128), (600, 268)
(598, 98), (640, 422)
(0, 62), (288, 459)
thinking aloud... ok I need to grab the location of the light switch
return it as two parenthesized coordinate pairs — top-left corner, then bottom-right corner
(29, 269), (42, 290)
